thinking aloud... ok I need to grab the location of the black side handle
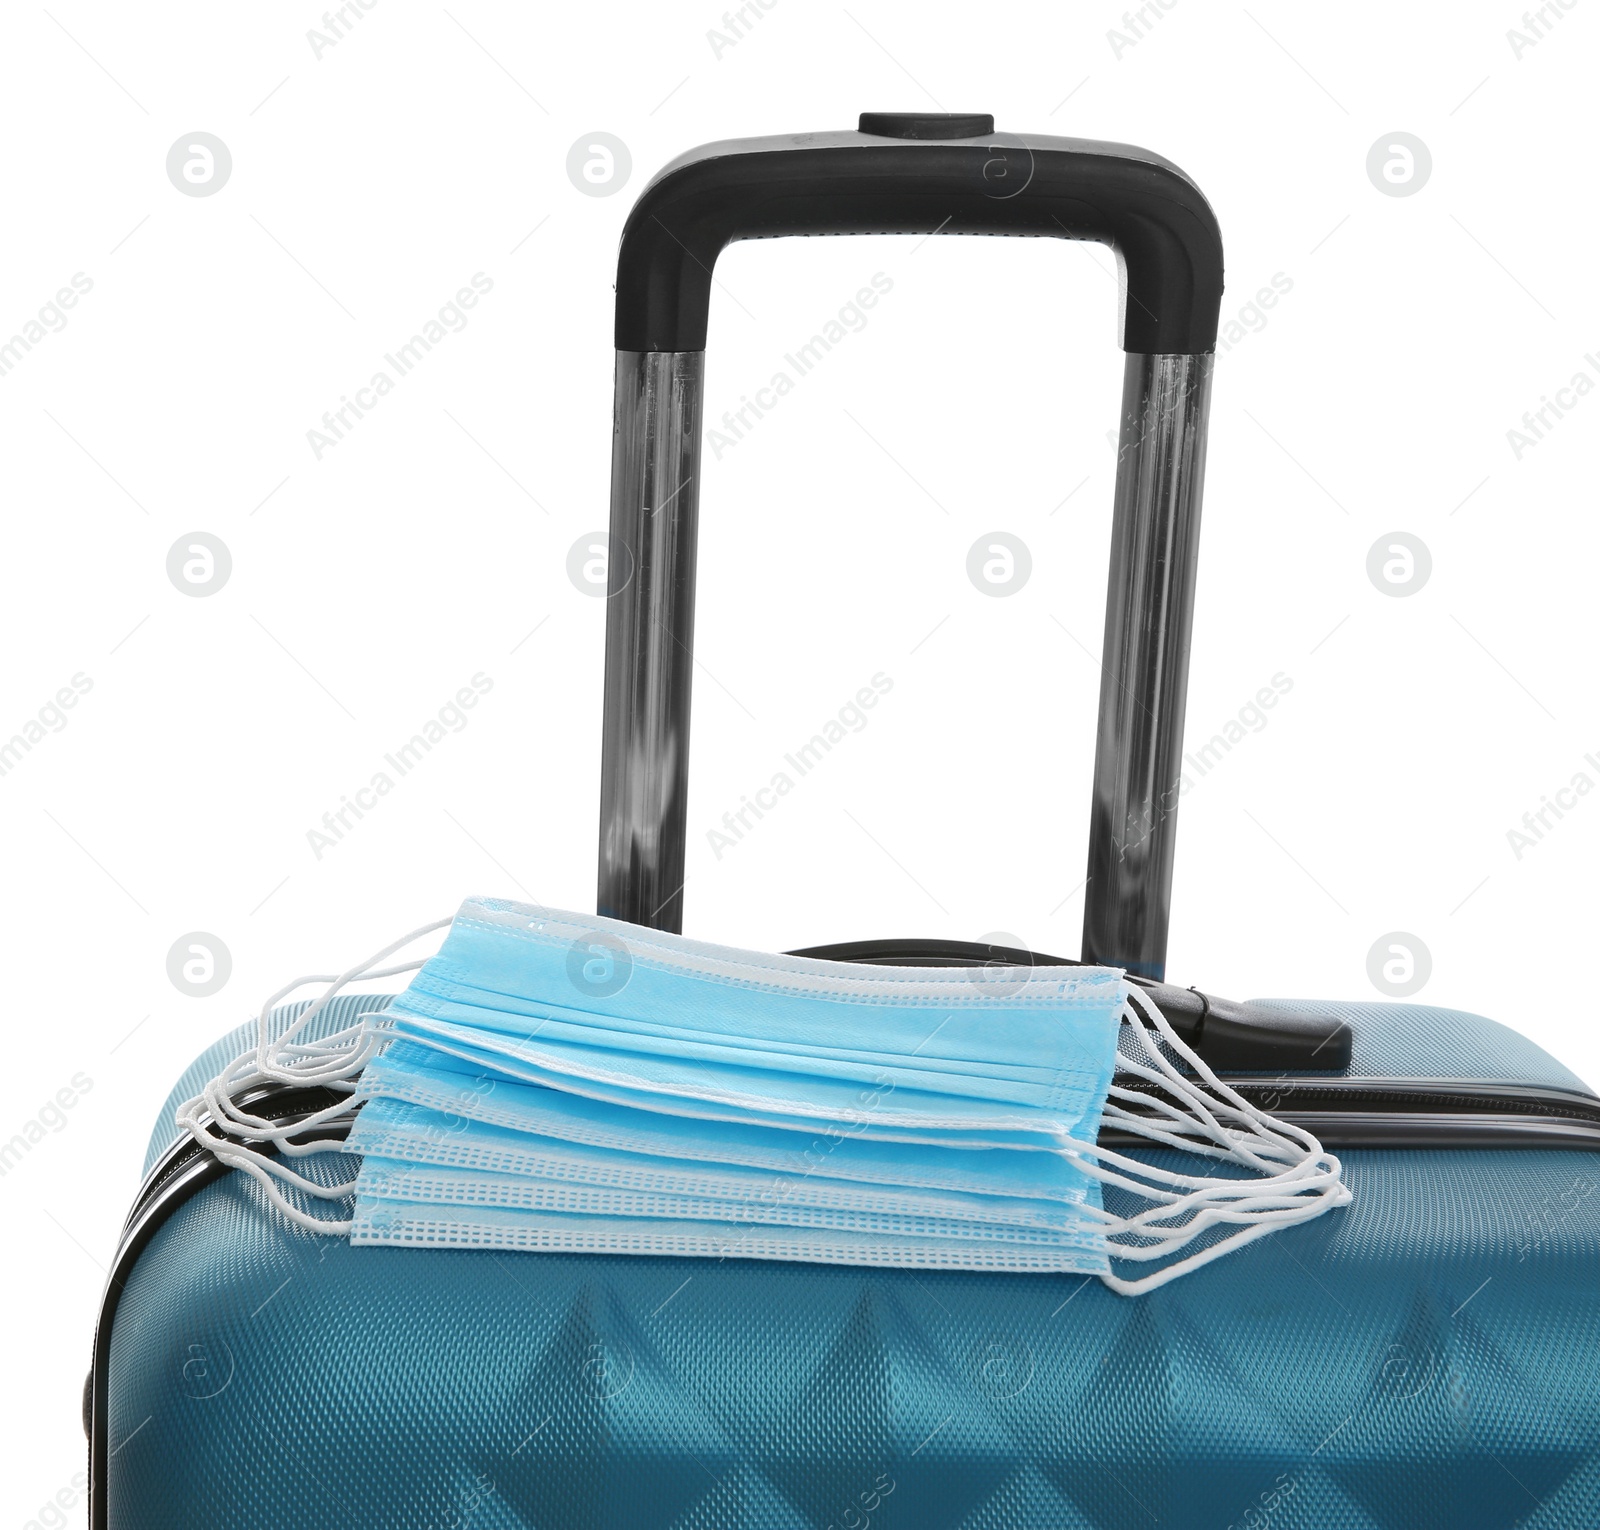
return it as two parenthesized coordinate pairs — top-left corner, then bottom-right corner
(615, 113), (1225, 354)
(789, 937), (1354, 1073)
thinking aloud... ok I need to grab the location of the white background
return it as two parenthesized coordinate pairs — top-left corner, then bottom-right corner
(2, 2), (1596, 1518)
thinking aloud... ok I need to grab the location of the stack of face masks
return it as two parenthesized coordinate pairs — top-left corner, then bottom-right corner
(180, 897), (1349, 1294)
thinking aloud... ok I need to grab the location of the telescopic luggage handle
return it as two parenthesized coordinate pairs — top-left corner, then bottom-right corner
(598, 113), (1226, 981)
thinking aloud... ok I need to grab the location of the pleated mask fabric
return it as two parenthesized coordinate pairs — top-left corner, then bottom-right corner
(347, 898), (1124, 1275)
(382, 898), (1126, 1132)
(180, 897), (1351, 1293)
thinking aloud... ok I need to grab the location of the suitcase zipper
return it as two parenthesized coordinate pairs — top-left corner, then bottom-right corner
(1107, 1077), (1600, 1149)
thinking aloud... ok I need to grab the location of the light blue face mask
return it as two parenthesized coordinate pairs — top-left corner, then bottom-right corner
(350, 1201), (1110, 1273)
(183, 898), (1351, 1294)
(354, 1158), (1095, 1245)
(347, 1087), (1090, 1226)
(371, 1024), (1078, 1150)
(381, 898), (1126, 1136)
(352, 1053), (1089, 1203)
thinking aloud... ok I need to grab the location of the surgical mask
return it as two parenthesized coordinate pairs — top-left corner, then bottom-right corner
(354, 1158), (1096, 1244)
(355, 1046), (1080, 1184)
(350, 1201), (1111, 1273)
(382, 898), (1126, 1134)
(349, 1092), (1090, 1227)
(374, 1023), (1082, 1149)
(184, 899), (1350, 1294)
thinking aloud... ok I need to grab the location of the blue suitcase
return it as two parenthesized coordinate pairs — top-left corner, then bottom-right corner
(88, 114), (1600, 1529)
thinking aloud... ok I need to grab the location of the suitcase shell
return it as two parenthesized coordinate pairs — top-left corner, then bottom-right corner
(86, 115), (1600, 1527)
(95, 996), (1600, 1527)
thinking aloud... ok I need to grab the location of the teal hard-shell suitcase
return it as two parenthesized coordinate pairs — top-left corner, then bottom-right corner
(86, 115), (1600, 1528)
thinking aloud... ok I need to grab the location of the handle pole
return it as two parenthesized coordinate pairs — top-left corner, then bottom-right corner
(598, 121), (1224, 951)
(598, 348), (1214, 964)
(597, 349), (704, 932)
(1081, 351), (1214, 980)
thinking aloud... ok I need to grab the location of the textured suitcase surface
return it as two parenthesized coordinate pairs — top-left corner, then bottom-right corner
(97, 999), (1600, 1528)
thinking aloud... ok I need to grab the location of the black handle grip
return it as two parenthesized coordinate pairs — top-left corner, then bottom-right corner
(614, 113), (1225, 354)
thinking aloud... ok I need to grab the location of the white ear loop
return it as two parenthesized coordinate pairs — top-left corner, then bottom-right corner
(1064, 983), (1352, 1295)
(175, 917), (452, 1234)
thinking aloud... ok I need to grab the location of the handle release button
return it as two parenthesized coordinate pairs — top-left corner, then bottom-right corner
(858, 112), (995, 140)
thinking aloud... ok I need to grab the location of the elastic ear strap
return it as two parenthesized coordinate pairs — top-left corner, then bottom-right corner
(177, 917), (453, 1236)
(1066, 985), (1350, 1294)
(262, 917), (452, 1058)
